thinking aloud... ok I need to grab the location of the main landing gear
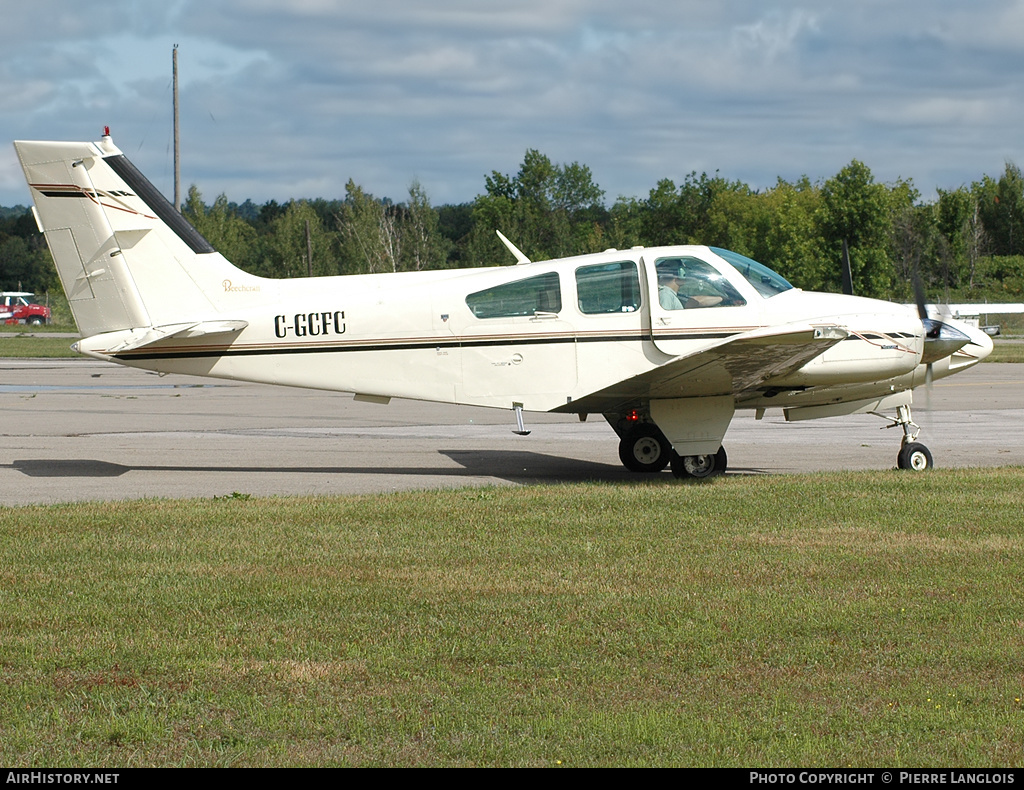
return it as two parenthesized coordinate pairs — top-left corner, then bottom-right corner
(670, 445), (727, 479)
(881, 404), (934, 471)
(616, 422), (728, 479)
(617, 423), (671, 473)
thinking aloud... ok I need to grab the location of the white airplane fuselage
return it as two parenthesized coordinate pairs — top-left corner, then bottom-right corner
(73, 249), (983, 411)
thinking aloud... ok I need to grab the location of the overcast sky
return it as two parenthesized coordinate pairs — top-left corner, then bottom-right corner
(3, 1), (1023, 210)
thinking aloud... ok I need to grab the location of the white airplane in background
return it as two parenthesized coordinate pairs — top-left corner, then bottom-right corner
(923, 303), (1024, 337)
(13, 132), (994, 478)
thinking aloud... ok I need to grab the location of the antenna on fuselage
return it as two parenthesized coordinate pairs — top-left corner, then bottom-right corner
(496, 230), (531, 265)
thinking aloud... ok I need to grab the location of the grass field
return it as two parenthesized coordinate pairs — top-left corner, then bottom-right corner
(2, 471), (1023, 767)
(0, 332), (79, 357)
(987, 342), (1024, 363)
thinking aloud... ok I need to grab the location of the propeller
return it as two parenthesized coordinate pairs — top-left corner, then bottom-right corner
(911, 266), (970, 415)
(840, 239), (967, 370)
(914, 272), (971, 366)
(841, 239), (854, 296)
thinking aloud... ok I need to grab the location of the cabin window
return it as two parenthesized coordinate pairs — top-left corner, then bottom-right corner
(465, 272), (562, 319)
(654, 257), (747, 309)
(575, 261), (641, 314)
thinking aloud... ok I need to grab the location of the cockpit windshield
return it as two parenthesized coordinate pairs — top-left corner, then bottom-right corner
(711, 247), (794, 298)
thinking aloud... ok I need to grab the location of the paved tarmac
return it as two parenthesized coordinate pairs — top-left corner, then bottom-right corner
(1, 358), (1022, 505)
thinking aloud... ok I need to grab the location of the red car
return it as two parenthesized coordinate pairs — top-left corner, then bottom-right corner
(1, 292), (51, 325)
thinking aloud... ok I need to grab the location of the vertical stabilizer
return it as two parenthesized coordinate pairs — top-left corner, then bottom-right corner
(13, 134), (252, 338)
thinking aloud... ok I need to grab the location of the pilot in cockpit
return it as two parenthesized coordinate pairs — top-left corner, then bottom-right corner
(657, 260), (686, 310)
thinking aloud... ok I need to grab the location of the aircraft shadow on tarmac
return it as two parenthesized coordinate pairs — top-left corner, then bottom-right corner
(9, 450), (751, 483)
(8, 453), (771, 484)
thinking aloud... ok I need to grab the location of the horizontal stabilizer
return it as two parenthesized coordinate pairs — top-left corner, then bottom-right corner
(170, 320), (249, 339)
(75, 321), (248, 355)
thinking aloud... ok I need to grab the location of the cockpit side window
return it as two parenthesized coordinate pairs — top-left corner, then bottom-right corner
(575, 261), (641, 314)
(654, 257), (747, 309)
(466, 272), (562, 319)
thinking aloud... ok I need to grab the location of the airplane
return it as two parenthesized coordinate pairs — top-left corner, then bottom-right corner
(920, 303), (1024, 337)
(12, 131), (995, 478)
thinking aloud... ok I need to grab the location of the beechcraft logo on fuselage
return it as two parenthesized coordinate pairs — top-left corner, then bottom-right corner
(274, 311), (346, 338)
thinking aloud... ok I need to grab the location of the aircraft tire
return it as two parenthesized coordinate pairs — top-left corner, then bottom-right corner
(670, 446), (727, 480)
(618, 424), (671, 473)
(897, 442), (933, 471)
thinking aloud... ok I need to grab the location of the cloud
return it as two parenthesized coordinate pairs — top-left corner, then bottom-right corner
(3, 1), (1024, 207)
(731, 9), (820, 64)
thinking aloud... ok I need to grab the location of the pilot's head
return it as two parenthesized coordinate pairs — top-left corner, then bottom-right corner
(657, 260), (685, 285)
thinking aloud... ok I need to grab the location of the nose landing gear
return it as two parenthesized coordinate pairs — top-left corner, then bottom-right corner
(879, 404), (934, 471)
(898, 441), (933, 471)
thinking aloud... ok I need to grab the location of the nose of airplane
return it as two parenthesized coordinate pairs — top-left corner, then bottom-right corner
(936, 316), (994, 369)
(965, 324), (995, 360)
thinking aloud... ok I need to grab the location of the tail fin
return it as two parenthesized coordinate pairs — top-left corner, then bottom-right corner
(13, 133), (250, 340)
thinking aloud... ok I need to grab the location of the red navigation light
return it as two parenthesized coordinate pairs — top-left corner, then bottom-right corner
(103, 126), (111, 137)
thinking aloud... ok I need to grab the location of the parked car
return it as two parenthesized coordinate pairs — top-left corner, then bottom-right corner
(1, 292), (51, 325)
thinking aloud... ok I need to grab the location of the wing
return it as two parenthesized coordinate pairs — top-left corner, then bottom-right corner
(558, 323), (848, 413)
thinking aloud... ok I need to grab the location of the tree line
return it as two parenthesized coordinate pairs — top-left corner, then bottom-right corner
(3, 151), (1024, 305)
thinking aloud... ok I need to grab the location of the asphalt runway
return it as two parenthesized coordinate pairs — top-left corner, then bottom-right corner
(1, 357), (1022, 505)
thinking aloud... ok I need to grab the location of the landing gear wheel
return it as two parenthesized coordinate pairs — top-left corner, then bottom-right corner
(670, 446), (728, 480)
(618, 424), (671, 473)
(897, 442), (933, 471)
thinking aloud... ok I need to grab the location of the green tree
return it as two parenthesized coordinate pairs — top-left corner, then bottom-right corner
(437, 203), (474, 266)
(404, 180), (451, 271)
(626, 171), (752, 248)
(975, 162), (1024, 257)
(182, 187), (262, 274)
(468, 149), (605, 264)
(705, 186), (761, 255)
(885, 178), (935, 301)
(752, 177), (827, 290)
(262, 200), (338, 278)
(0, 208), (59, 293)
(937, 186), (986, 289)
(605, 196), (646, 251)
(338, 180), (400, 274)
(637, 178), (686, 244)
(818, 160), (893, 297)
(0, 234), (56, 293)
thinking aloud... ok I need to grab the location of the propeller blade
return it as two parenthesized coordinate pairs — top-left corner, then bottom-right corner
(923, 361), (933, 412)
(841, 239), (854, 296)
(912, 269), (929, 322)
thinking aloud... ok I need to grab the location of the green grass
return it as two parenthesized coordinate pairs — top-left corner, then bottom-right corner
(0, 333), (79, 357)
(986, 342), (1024, 363)
(2, 470), (1023, 767)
